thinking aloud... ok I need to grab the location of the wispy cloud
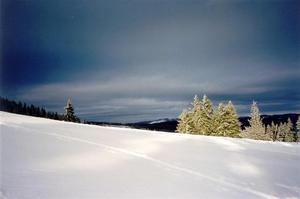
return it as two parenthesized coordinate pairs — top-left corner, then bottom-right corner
(3, 0), (299, 121)
(18, 70), (299, 122)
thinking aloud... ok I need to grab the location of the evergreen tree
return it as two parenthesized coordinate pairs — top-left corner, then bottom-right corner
(277, 122), (287, 141)
(284, 118), (294, 142)
(176, 110), (191, 133)
(29, 105), (35, 116)
(277, 122), (286, 141)
(177, 95), (201, 134)
(41, 108), (47, 117)
(0, 97), (64, 121)
(64, 98), (77, 122)
(297, 116), (300, 132)
(49, 112), (53, 119)
(284, 131), (295, 142)
(266, 121), (278, 141)
(196, 95), (214, 135)
(216, 101), (241, 137)
(266, 119), (295, 142)
(190, 95), (202, 134)
(17, 102), (23, 114)
(297, 116), (300, 142)
(12, 101), (17, 113)
(240, 101), (271, 140)
(36, 107), (41, 117)
(177, 95), (241, 137)
(54, 112), (59, 120)
(213, 103), (226, 136)
(22, 103), (27, 114)
(286, 118), (293, 132)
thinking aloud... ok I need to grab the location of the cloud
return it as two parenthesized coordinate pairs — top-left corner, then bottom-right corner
(20, 74), (270, 103)
(3, 0), (299, 121)
(18, 68), (299, 122)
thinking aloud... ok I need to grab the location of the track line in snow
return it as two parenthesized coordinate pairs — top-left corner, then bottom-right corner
(1, 123), (280, 199)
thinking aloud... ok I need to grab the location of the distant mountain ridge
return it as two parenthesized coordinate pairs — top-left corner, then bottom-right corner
(2, 97), (299, 133)
(97, 113), (299, 132)
(86, 113), (300, 132)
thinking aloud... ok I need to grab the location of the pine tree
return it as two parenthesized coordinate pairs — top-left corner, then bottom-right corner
(17, 102), (23, 114)
(277, 122), (287, 141)
(190, 95), (202, 134)
(54, 112), (59, 120)
(283, 118), (294, 142)
(248, 101), (264, 131)
(36, 107), (41, 117)
(177, 110), (192, 133)
(213, 103), (226, 136)
(177, 95), (242, 137)
(29, 105), (35, 116)
(64, 98), (77, 122)
(277, 121), (292, 142)
(196, 95), (214, 135)
(297, 116), (300, 142)
(22, 103), (27, 114)
(284, 131), (295, 142)
(41, 108), (47, 117)
(177, 95), (201, 134)
(266, 121), (278, 141)
(297, 116), (300, 132)
(287, 118), (293, 132)
(240, 101), (271, 140)
(216, 101), (241, 137)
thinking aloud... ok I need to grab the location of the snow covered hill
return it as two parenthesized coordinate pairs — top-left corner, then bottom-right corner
(1, 111), (299, 199)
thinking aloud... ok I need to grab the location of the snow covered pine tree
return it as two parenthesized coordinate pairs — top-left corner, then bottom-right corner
(64, 98), (79, 122)
(216, 101), (241, 137)
(177, 95), (241, 137)
(241, 101), (271, 140)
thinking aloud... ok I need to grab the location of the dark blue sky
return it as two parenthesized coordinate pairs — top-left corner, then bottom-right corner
(1, 0), (299, 122)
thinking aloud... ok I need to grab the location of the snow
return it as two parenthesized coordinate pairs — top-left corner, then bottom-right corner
(1, 111), (300, 199)
(148, 118), (177, 124)
(149, 119), (169, 124)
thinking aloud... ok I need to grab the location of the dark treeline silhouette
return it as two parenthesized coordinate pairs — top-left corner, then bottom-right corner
(0, 97), (64, 121)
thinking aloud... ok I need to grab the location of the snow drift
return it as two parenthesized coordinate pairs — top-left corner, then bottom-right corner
(1, 111), (299, 199)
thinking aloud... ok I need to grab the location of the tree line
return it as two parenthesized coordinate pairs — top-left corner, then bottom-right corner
(0, 97), (80, 123)
(2, 95), (299, 141)
(240, 102), (299, 142)
(177, 95), (300, 142)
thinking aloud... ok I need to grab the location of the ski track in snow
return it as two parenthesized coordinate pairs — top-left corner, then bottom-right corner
(1, 112), (300, 199)
(5, 123), (281, 199)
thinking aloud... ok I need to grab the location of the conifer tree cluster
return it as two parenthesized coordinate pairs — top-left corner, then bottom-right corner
(266, 117), (298, 142)
(241, 102), (299, 142)
(0, 97), (62, 120)
(177, 97), (299, 142)
(176, 95), (241, 137)
(0, 97), (80, 123)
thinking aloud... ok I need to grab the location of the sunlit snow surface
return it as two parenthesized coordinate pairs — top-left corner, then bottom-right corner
(1, 111), (299, 199)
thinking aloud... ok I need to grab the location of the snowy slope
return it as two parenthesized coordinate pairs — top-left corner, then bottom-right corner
(1, 112), (299, 199)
